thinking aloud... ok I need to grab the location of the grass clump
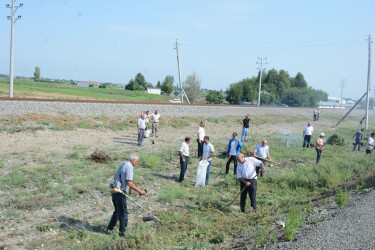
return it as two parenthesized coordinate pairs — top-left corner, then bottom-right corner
(335, 187), (349, 207)
(326, 133), (345, 146)
(285, 207), (305, 241)
(158, 185), (189, 203)
(2, 169), (26, 188)
(66, 152), (79, 159)
(144, 155), (161, 169)
(90, 148), (112, 163)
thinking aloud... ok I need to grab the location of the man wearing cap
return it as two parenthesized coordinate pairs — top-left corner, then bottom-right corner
(178, 137), (191, 182)
(253, 140), (272, 176)
(236, 153), (265, 213)
(197, 122), (205, 158)
(303, 122), (314, 148)
(226, 132), (243, 175)
(315, 132), (325, 163)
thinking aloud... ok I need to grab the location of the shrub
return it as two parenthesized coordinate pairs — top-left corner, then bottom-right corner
(144, 155), (161, 169)
(285, 207), (305, 241)
(2, 169), (26, 188)
(327, 133), (345, 146)
(66, 152), (79, 159)
(335, 187), (349, 207)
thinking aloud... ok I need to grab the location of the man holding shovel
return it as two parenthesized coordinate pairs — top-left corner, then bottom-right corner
(107, 154), (146, 236)
(226, 132), (242, 175)
(236, 153), (265, 213)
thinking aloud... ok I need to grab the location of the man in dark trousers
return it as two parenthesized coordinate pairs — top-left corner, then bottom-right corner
(107, 154), (146, 236)
(352, 128), (365, 151)
(178, 137), (191, 182)
(226, 132), (242, 175)
(240, 115), (251, 142)
(197, 122), (205, 158)
(302, 122), (314, 148)
(236, 153), (265, 213)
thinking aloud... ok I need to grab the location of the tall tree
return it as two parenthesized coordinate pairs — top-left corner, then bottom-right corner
(226, 82), (244, 104)
(161, 75), (174, 93)
(291, 72), (308, 88)
(125, 73), (148, 91)
(34, 66), (40, 81)
(206, 90), (224, 104)
(277, 70), (291, 99)
(264, 68), (279, 95)
(183, 72), (201, 103)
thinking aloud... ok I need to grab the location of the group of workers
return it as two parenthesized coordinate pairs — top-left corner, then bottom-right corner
(107, 110), (374, 236)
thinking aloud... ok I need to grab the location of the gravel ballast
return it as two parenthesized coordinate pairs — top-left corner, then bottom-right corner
(0, 100), (366, 118)
(276, 190), (375, 249)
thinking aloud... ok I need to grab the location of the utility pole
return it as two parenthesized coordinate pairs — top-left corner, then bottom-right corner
(256, 57), (267, 106)
(365, 35), (372, 130)
(6, 0), (23, 98)
(175, 40), (184, 104)
(339, 79), (347, 109)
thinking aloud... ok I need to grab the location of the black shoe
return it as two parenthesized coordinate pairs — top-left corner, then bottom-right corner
(119, 233), (125, 237)
(240, 208), (245, 213)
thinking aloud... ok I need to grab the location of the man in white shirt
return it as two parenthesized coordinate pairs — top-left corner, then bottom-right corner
(178, 137), (191, 182)
(151, 110), (161, 137)
(236, 153), (265, 213)
(253, 140), (272, 177)
(197, 122), (205, 158)
(201, 136), (215, 186)
(366, 133), (375, 154)
(137, 115), (146, 146)
(145, 111), (150, 130)
(302, 122), (314, 148)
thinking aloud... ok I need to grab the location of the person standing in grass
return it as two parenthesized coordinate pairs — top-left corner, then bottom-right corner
(197, 122), (205, 158)
(236, 153), (265, 213)
(253, 140), (272, 176)
(226, 132), (242, 175)
(240, 115), (251, 142)
(313, 109), (317, 121)
(137, 115), (146, 146)
(303, 122), (314, 148)
(178, 137), (191, 182)
(352, 128), (365, 151)
(315, 132), (325, 163)
(151, 110), (161, 137)
(107, 154), (147, 236)
(201, 136), (215, 186)
(145, 111), (150, 130)
(365, 133), (375, 154)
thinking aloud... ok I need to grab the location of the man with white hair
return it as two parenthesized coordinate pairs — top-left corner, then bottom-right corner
(236, 153), (265, 213)
(253, 140), (272, 177)
(107, 154), (146, 236)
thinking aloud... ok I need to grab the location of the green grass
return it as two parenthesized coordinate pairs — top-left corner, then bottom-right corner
(0, 77), (169, 102)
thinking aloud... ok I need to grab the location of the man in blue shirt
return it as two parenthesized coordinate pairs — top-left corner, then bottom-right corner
(226, 132), (243, 175)
(201, 136), (215, 186)
(352, 129), (365, 151)
(107, 155), (146, 236)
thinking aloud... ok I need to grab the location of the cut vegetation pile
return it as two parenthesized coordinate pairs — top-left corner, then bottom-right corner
(90, 148), (112, 163)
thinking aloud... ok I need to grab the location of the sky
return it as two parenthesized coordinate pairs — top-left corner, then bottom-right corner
(0, 0), (374, 100)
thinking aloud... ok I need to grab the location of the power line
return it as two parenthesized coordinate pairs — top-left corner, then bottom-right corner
(6, 0), (23, 98)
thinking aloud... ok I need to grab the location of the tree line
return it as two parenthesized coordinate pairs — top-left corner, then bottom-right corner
(225, 69), (328, 107)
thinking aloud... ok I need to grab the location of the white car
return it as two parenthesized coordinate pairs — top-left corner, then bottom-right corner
(169, 99), (182, 103)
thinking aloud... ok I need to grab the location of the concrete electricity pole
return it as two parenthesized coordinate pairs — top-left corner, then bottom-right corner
(365, 35), (372, 130)
(6, 0), (23, 98)
(256, 57), (267, 106)
(339, 79), (347, 109)
(175, 40), (184, 104)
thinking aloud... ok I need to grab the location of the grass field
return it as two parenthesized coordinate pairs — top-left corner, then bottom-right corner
(0, 77), (170, 102)
(0, 111), (374, 249)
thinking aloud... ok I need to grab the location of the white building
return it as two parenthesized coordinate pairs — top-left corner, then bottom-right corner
(146, 87), (161, 95)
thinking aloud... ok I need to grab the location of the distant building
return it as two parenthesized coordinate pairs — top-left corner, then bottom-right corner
(146, 87), (161, 95)
(318, 96), (355, 109)
(76, 81), (101, 87)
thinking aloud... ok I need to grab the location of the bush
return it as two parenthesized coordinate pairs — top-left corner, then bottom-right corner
(335, 187), (349, 207)
(327, 133), (345, 146)
(144, 155), (161, 169)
